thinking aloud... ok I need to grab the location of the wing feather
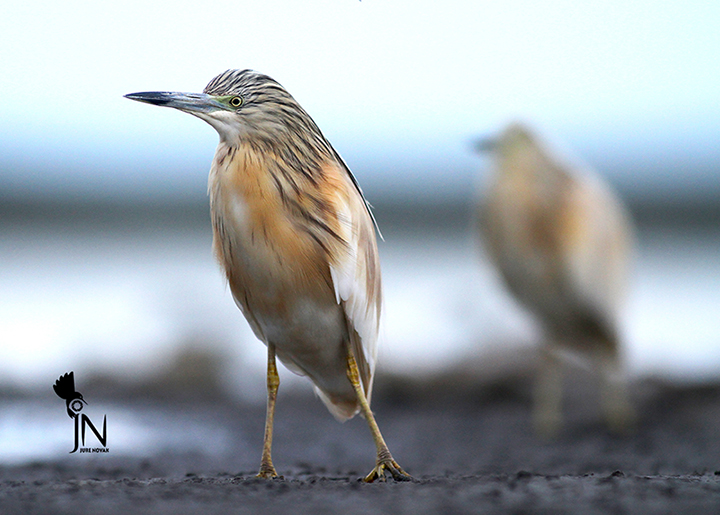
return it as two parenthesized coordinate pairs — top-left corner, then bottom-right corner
(558, 172), (633, 323)
(327, 169), (382, 403)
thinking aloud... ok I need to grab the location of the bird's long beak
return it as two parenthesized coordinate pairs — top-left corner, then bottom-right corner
(474, 136), (498, 153)
(124, 91), (223, 114)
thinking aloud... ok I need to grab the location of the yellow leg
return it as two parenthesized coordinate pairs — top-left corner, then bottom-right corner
(598, 352), (636, 434)
(533, 345), (562, 439)
(257, 343), (280, 479)
(346, 347), (412, 482)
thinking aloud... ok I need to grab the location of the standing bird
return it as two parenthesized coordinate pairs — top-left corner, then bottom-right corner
(476, 122), (635, 437)
(125, 70), (409, 482)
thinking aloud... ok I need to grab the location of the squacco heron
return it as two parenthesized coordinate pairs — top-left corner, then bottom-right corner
(476, 122), (635, 437)
(125, 69), (410, 482)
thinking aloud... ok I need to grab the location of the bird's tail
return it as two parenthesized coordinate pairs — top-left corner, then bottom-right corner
(315, 387), (361, 422)
(315, 326), (374, 422)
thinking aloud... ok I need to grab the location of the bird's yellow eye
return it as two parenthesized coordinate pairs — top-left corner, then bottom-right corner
(230, 96), (243, 108)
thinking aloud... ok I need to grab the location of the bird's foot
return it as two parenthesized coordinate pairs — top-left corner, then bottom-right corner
(363, 458), (412, 483)
(256, 464), (280, 479)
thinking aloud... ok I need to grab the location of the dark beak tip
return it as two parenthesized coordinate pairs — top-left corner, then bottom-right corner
(123, 91), (172, 106)
(124, 91), (216, 113)
(473, 137), (497, 153)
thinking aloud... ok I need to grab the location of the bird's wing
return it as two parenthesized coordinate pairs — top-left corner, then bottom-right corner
(556, 172), (634, 332)
(326, 166), (382, 403)
(330, 148), (383, 240)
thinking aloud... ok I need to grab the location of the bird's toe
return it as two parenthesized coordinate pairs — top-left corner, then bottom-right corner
(256, 465), (281, 479)
(363, 459), (412, 483)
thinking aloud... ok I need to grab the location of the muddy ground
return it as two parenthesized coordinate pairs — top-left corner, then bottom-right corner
(2, 374), (720, 514)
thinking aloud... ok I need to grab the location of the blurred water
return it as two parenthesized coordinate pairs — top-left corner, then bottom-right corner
(0, 399), (232, 464)
(0, 214), (719, 400)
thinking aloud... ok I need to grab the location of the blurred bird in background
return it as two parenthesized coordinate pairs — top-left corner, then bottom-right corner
(125, 70), (409, 482)
(476, 122), (636, 437)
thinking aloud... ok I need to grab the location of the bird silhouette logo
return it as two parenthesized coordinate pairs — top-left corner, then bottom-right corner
(53, 371), (108, 453)
(53, 371), (87, 419)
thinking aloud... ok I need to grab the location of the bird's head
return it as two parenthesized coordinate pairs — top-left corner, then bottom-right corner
(475, 122), (535, 158)
(125, 69), (322, 148)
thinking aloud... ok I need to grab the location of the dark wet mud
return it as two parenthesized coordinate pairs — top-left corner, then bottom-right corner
(2, 377), (720, 514)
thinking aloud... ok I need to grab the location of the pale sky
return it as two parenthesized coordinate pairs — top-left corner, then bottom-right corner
(1, 0), (718, 203)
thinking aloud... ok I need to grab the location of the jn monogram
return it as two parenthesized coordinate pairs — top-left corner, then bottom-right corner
(53, 372), (109, 453)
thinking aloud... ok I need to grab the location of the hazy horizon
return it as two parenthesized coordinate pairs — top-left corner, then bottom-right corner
(1, 1), (718, 212)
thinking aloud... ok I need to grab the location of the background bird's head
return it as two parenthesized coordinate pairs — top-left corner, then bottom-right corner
(474, 122), (558, 181)
(475, 122), (535, 158)
(125, 69), (325, 151)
